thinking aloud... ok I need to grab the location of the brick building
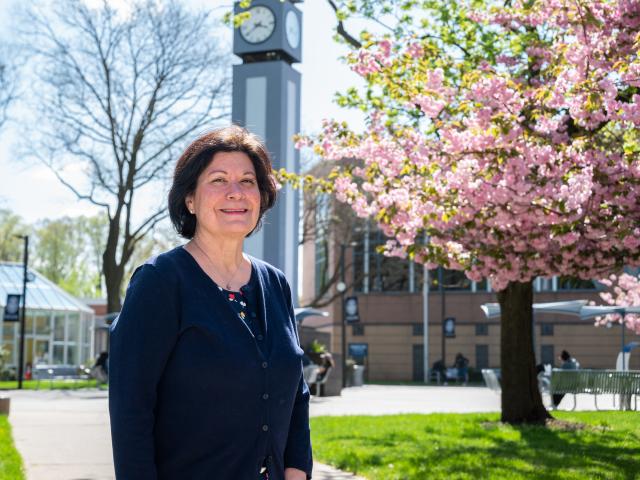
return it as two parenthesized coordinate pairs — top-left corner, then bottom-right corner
(299, 220), (640, 382)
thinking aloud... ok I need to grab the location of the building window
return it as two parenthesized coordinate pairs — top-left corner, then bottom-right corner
(352, 324), (365, 336)
(441, 268), (472, 291)
(475, 323), (489, 336)
(353, 229), (411, 293)
(541, 345), (555, 366)
(474, 278), (488, 291)
(540, 323), (554, 336)
(412, 344), (424, 381)
(537, 277), (554, 291)
(413, 323), (423, 336)
(558, 276), (596, 290)
(476, 345), (489, 369)
(428, 267), (471, 291)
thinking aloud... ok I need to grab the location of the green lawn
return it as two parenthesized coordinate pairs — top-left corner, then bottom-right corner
(0, 415), (24, 480)
(0, 379), (103, 390)
(310, 412), (640, 479)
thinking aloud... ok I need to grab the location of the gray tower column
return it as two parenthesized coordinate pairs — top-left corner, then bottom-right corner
(232, 61), (301, 298)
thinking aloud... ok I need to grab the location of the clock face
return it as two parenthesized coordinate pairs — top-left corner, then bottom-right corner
(239, 5), (276, 44)
(285, 10), (300, 49)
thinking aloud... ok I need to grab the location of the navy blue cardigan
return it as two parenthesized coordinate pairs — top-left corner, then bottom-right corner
(109, 246), (313, 479)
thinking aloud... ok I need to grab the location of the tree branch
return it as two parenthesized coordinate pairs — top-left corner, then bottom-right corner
(326, 0), (362, 49)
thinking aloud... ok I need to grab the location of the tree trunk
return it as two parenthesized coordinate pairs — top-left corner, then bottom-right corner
(104, 262), (125, 313)
(497, 280), (552, 424)
(103, 241), (125, 314)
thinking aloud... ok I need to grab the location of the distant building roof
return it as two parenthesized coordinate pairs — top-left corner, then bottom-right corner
(0, 262), (93, 313)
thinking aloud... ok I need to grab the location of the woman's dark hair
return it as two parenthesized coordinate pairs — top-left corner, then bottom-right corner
(560, 350), (571, 361)
(168, 125), (277, 238)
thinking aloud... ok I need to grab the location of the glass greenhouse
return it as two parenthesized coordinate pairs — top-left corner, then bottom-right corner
(0, 262), (95, 375)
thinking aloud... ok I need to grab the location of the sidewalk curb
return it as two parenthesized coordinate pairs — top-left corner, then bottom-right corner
(314, 461), (367, 479)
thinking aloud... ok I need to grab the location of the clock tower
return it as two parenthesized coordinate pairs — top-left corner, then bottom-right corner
(232, 0), (303, 302)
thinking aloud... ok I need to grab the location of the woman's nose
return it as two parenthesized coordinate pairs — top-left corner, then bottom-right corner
(226, 181), (245, 198)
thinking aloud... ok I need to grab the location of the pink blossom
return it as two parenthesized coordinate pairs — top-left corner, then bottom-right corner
(297, 0), (640, 299)
(406, 42), (424, 59)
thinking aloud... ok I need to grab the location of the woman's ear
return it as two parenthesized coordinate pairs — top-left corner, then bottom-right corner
(185, 196), (194, 214)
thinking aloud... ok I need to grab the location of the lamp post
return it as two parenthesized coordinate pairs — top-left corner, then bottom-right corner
(336, 241), (359, 388)
(422, 264), (430, 383)
(336, 277), (347, 388)
(621, 320), (626, 370)
(421, 232), (430, 383)
(15, 235), (29, 390)
(337, 243), (349, 389)
(438, 266), (446, 368)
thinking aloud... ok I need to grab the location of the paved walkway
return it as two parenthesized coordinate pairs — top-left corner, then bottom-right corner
(5, 385), (619, 479)
(6, 389), (367, 480)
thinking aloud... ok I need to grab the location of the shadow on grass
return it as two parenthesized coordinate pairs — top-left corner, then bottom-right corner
(312, 413), (640, 480)
(513, 422), (640, 479)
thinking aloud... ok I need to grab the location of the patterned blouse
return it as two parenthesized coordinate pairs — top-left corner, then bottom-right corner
(219, 267), (269, 479)
(218, 263), (264, 350)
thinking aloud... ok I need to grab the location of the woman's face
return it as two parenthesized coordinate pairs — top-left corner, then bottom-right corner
(186, 151), (261, 240)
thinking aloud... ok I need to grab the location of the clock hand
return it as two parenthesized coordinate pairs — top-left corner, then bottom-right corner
(247, 21), (263, 35)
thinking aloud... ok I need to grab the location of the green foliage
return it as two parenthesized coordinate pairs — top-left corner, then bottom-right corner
(32, 215), (108, 298)
(310, 412), (640, 479)
(0, 415), (25, 480)
(0, 209), (27, 262)
(0, 379), (100, 390)
(330, 0), (508, 128)
(34, 217), (81, 285)
(0, 209), (176, 301)
(308, 339), (327, 354)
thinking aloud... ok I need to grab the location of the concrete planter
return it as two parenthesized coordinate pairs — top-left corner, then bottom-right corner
(0, 396), (10, 416)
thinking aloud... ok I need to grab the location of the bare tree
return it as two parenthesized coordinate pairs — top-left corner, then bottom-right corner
(299, 160), (367, 308)
(23, 0), (231, 312)
(0, 56), (16, 129)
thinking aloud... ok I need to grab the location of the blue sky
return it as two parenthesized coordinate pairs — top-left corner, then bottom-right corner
(0, 0), (367, 224)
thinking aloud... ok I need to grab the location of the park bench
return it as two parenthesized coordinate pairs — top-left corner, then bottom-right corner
(33, 364), (91, 389)
(431, 367), (463, 385)
(481, 369), (501, 394)
(303, 363), (334, 395)
(303, 364), (319, 385)
(550, 369), (640, 411)
(482, 368), (553, 408)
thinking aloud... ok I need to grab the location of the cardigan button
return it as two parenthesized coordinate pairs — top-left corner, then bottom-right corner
(262, 393), (269, 400)
(262, 424), (269, 432)
(257, 334), (264, 341)
(261, 362), (268, 369)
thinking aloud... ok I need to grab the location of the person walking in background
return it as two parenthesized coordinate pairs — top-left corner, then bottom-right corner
(91, 351), (109, 385)
(552, 350), (580, 408)
(109, 126), (312, 480)
(454, 353), (469, 385)
(431, 359), (446, 384)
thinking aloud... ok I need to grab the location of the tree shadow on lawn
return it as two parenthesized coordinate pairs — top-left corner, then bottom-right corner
(452, 421), (640, 479)
(388, 427), (640, 479)
(318, 419), (640, 479)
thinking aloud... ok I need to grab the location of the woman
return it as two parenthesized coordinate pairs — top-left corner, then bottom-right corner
(109, 126), (312, 480)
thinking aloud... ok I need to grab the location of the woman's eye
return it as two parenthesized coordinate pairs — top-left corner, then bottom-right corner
(242, 179), (256, 184)
(212, 178), (226, 183)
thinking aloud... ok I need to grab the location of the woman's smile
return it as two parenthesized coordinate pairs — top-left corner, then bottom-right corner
(220, 208), (249, 214)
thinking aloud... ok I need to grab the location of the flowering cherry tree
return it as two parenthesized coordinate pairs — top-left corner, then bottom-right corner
(289, 0), (640, 423)
(596, 273), (640, 334)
